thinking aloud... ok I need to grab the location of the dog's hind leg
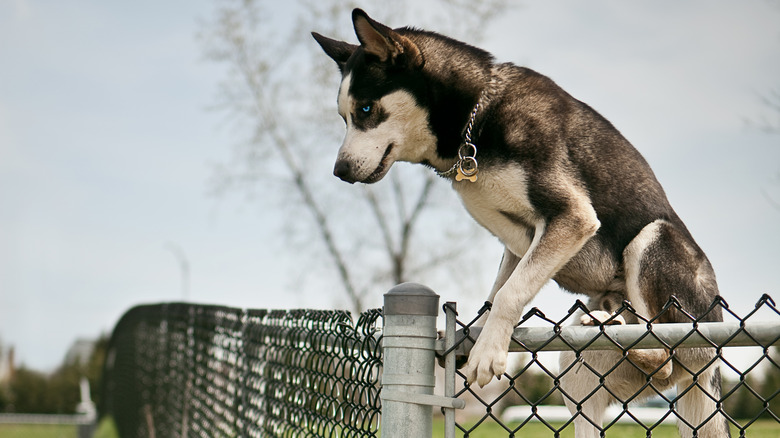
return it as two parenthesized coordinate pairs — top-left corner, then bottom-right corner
(622, 219), (715, 379)
(675, 363), (731, 438)
(623, 219), (721, 325)
(560, 350), (616, 438)
(624, 219), (729, 436)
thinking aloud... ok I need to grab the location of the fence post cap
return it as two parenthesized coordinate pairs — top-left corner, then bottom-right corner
(384, 283), (439, 316)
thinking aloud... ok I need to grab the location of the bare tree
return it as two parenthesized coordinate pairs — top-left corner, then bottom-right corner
(200, 0), (508, 312)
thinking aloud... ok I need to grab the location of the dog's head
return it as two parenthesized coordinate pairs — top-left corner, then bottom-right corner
(313, 9), (436, 184)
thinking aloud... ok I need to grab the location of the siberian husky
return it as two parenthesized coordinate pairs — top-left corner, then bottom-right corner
(313, 9), (728, 437)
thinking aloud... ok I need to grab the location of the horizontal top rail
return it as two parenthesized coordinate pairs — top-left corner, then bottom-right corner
(437, 321), (780, 356)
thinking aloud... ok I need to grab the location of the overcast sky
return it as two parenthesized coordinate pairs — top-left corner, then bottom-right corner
(1, 0), (778, 371)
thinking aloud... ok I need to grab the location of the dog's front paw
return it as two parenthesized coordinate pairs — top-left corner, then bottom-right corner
(462, 330), (509, 387)
(581, 310), (625, 326)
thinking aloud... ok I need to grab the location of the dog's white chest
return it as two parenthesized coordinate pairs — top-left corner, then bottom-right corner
(453, 166), (540, 256)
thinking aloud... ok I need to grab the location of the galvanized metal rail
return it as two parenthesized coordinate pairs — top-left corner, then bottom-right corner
(438, 321), (780, 356)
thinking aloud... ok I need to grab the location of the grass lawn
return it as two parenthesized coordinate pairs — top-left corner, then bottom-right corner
(434, 419), (780, 437)
(0, 417), (118, 438)
(0, 424), (77, 438)
(3, 417), (776, 437)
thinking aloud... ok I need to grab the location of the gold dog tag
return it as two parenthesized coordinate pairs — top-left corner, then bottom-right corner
(455, 167), (478, 182)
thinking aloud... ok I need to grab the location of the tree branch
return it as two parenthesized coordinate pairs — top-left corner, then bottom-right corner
(362, 186), (397, 266)
(397, 173), (437, 277)
(228, 22), (363, 311)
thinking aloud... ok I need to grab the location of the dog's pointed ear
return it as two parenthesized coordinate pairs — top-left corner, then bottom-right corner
(352, 9), (423, 68)
(312, 32), (358, 72)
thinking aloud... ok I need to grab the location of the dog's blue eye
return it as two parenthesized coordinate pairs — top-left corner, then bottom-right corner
(362, 105), (371, 113)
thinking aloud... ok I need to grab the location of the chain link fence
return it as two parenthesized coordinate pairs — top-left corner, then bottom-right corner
(100, 303), (382, 437)
(439, 293), (780, 437)
(100, 288), (780, 437)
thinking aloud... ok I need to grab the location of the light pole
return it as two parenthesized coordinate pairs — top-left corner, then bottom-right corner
(164, 242), (190, 301)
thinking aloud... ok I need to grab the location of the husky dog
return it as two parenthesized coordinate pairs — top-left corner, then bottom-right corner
(313, 9), (728, 437)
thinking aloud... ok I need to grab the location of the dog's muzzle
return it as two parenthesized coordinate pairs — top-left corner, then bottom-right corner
(333, 144), (394, 184)
(333, 159), (355, 184)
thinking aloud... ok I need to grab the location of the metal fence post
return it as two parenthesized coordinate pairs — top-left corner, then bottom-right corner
(381, 283), (440, 437)
(443, 302), (457, 438)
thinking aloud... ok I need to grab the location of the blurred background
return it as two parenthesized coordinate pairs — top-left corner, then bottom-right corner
(0, 0), (778, 419)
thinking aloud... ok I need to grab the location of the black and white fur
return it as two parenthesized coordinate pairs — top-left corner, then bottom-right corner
(313, 9), (728, 437)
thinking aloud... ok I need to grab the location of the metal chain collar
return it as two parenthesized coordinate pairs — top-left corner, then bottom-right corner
(436, 71), (500, 182)
(436, 85), (492, 182)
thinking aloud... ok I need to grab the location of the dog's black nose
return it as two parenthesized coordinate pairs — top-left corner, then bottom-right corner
(333, 160), (354, 183)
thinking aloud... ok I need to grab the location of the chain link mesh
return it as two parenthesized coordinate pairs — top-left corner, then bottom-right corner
(443, 295), (780, 437)
(100, 295), (779, 437)
(100, 303), (382, 438)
